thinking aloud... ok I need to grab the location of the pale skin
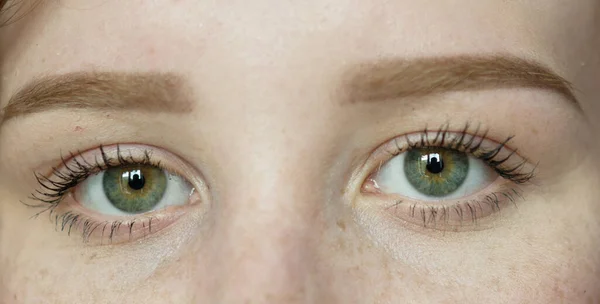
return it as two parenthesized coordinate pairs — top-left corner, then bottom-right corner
(0, 0), (599, 303)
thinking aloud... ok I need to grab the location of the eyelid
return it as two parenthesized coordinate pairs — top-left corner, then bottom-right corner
(26, 144), (208, 245)
(364, 177), (524, 230)
(61, 144), (202, 182)
(365, 128), (536, 185)
(52, 193), (191, 245)
(353, 125), (536, 231)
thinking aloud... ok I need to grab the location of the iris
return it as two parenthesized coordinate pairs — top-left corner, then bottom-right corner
(103, 165), (168, 213)
(404, 148), (469, 197)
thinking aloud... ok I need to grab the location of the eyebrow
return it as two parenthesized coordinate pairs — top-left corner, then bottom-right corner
(0, 72), (193, 124)
(343, 55), (578, 106)
(0, 55), (577, 125)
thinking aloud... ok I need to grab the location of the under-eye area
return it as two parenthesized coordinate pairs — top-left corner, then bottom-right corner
(23, 144), (204, 245)
(360, 123), (536, 231)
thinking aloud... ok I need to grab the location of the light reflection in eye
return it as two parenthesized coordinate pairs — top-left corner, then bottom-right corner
(374, 148), (496, 200)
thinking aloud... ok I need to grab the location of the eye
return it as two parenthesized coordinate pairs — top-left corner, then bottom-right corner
(75, 165), (194, 216)
(27, 144), (204, 244)
(374, 147), (497, 200)
(360, 125), (536, 229)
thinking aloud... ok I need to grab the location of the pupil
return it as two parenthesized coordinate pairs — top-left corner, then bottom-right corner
(128, 170), (145, 190)
(426, 155), (444, 174)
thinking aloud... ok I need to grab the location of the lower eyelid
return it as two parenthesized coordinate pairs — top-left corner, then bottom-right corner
(51, 191), (199, 245)
(363, 181), (524, 231)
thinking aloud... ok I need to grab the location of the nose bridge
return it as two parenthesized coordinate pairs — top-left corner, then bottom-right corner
(208, 153), (325, 302)
(192, 74), (341, 300)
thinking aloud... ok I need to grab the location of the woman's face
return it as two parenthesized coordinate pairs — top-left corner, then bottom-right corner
(1, 0), (599, 303)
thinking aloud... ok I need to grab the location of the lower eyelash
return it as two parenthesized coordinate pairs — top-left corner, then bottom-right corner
(55, 211), (158, 244)
(385, 187), (524, 229)
(48, 196), (187, 244)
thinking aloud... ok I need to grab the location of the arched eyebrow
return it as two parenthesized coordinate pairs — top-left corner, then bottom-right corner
(0, 71), (194, 124)
(0, 55), (579, 126)
(342, 54), (578, 107)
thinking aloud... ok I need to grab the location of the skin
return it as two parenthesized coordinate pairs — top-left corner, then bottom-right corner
(1, 0), (600, 303)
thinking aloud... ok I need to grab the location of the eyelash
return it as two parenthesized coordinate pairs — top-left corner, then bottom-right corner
(25, 125), (535, 239)
(25, 145), (170, 244)
(389, 123), (535, 183)
(385, 187), (525, 229)
(368, 123), (536, 228)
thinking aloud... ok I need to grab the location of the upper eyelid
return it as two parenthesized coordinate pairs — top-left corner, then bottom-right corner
(357, 125), (537, 183)
(52, 144), (195, 176)
(29, 144), (206, 201)
(378, 128), (526, 161)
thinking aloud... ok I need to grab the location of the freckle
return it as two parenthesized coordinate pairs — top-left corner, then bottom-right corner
(86, 253), (98, 263)
(38, 268), (48, 279)
(147, 46), (156, 56)
(336, 219), (346, 231)
(74, 126), (84, 132)
(586, 295), (594, 304)
(336, 237), (346, 250)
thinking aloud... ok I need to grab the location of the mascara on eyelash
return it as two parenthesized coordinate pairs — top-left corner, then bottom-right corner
(26, 145), (155, 210)
(22, 145), (168, 243)
(394, 122), (537, 185)
(386, 187), (525, 229)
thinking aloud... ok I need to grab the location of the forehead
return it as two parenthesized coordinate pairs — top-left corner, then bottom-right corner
(0, 0), (597, 103)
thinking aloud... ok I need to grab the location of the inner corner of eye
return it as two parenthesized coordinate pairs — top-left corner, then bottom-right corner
(361, 176), (381, 194)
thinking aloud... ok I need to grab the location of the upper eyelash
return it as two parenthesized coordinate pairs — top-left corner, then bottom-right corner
(24, 145), (157, 217)
(389, 122), (537, 184)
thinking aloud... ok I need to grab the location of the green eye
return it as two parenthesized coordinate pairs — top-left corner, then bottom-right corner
(403, 148), (469, 197)
(103, 165), (168, 214)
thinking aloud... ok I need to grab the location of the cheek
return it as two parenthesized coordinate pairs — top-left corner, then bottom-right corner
(534, 271), (600, 303)
(492, 251), (600, 303)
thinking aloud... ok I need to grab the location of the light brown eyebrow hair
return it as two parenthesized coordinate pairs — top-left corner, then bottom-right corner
(0, 55), (577, 126)
(343, 55), (578, 106)
(0, 72), (193, 124)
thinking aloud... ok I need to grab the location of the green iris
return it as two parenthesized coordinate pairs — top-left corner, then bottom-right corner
(404, 148), (469, 197)
(103, 165), (167, 213)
